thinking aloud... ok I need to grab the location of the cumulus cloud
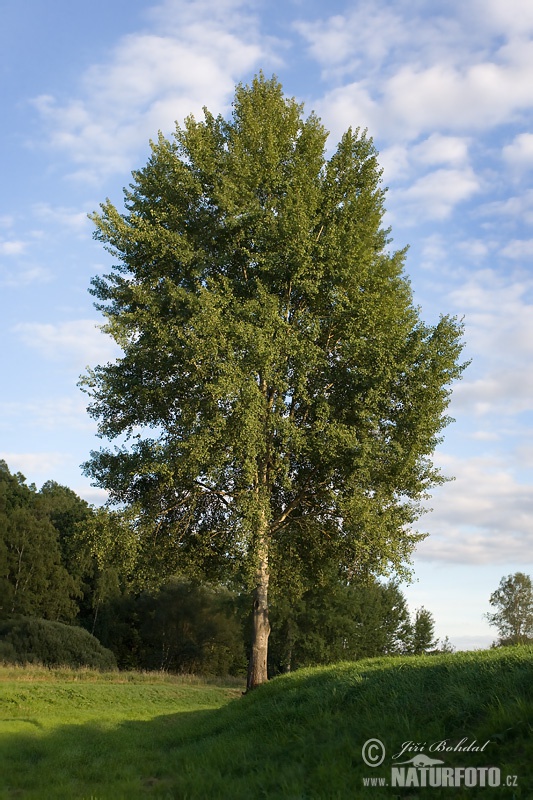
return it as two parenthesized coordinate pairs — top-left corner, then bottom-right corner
(299, 1), (533, 144)
(396, 167), (480, 221)
(417, 453), (533, 564)
(503, 132), (533, 170)
(411, 134), (470, 167)
(13, 320), (120, 368)
(33, 0), (267, 182)
(447, 269), (533, 415)
(383, 56), (533, 138)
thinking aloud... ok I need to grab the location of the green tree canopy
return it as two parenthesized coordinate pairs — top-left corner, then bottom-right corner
(486, 572), (533, 646)
(268, 575), (413, 673)
(0, 462), (79, 621)
(407, 606), (438, 655)
(82, 74), (467, 688)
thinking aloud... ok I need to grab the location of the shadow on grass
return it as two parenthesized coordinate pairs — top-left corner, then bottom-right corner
(0, 704), (237, 800)
(1, 651), (533, 799)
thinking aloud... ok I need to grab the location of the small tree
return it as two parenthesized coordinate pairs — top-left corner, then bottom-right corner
(82, 75), (467, 689)
(407, 606), (438, 655)
(486, 573), (533, 646)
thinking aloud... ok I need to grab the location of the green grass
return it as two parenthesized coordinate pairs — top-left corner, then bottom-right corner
(1, 647), (532, 798)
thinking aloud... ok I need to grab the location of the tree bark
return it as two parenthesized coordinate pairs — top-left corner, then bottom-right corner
(246, 541), (270, 691)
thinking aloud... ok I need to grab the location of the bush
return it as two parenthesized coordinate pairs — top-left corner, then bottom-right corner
(0, 617), (116, 670)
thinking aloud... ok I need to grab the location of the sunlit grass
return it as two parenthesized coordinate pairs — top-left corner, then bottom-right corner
(0, 647), (532, 798)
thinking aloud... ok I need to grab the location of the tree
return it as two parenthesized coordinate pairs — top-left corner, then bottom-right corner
(407, 606), (438, 655)
(0, 462), (78, 621)
(268, 576), (413, 672)
(82, 74), (467, 689)
(486, 572), (533, 646)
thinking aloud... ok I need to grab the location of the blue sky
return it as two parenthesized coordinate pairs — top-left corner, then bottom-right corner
(2, 0), (533, 650)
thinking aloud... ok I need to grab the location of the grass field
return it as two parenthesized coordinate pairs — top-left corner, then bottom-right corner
(0, 647), (532, 798)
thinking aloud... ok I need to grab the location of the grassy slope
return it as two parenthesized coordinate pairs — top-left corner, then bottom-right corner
(0, 647), (532, 799)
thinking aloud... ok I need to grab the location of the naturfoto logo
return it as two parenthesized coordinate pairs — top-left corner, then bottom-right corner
(361, 737), (519, 790)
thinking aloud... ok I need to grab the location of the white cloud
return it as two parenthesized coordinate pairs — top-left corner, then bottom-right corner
(0, 240), (26, 256)
(412, 134), (470, 167)
(468, 430), (501, 442)
(447, 269), (533, 415)
(294, 5), (409, 73)
(33, 203), (90, 233)
(500, 239), (533, 259)
(13, 320), (120, 367)
(503, 133), (533, 170)
(308, 82), (381, 151)
(383, 55), (533, 138)
(481, 189), (533, 225)
(456, 239), (493, 260)
(418, 453), (533, 564)
(301, 2), (533, 144)
(0, 452), (70, 477)
(0, 265), (52, 288)
(0, 397), (94, 432)
(33, 0), (266, 182)
(471, 0), (533, 36)
(377, 144), (410, 181)
(452, 371), (533, 416)
(74, 485), (108, 506)
(396, 167), (480, 221)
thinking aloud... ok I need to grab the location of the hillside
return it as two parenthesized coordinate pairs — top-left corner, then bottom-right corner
(0, 647), (532, 798)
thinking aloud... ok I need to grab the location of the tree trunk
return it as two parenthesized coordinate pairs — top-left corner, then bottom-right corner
(246, 543), (270, 691)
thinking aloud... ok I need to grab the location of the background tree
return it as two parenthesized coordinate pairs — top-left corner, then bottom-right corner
(268, 575), (413, 673)
(0, 462), (78, 621)
(486, 572), (533, 646)
(82, 74), (467, 689)
(72, 507), (142, 633)
(407, 606), (438, 655)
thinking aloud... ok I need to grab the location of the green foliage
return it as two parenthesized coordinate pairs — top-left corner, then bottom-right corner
(82, 74), (467, 607)
(0, 648), (532, 798)
(268, 576), (412, 673)
(38, 480), (92, 577)
(0, 461), (79, 621)
(486, 572), (533, 645)
(94, 578), (246, 676)
(407, 605), (438, 654)
(0, 617), (116, 670)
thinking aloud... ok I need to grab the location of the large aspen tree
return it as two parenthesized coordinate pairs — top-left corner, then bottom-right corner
(82, 75), (466, 689)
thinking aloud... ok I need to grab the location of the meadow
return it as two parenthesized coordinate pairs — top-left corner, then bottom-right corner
(0, 646), (532, 798)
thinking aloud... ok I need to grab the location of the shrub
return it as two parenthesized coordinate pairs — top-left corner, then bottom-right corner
(0, 617), (116, 670)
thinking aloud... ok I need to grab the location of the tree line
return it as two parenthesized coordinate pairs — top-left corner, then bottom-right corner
(0, 459), (450, 674)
